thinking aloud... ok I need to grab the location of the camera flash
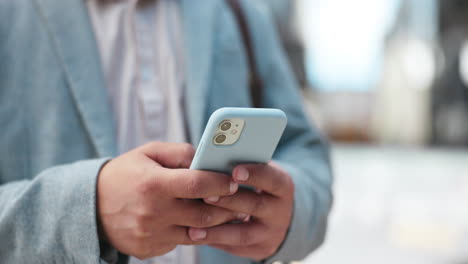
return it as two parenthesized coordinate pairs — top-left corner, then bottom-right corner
(231, 129), (238, 135)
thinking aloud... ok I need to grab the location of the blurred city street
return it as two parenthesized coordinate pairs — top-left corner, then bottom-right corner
(303, 145), (468, 264)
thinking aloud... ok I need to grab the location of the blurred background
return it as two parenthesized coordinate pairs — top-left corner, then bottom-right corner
(261, 0), (468, 263)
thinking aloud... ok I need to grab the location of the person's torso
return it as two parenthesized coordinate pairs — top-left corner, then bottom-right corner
(0, 1), (263, 263)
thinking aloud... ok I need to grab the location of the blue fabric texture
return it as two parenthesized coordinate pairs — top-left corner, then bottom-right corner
(0, 0), (333, 263)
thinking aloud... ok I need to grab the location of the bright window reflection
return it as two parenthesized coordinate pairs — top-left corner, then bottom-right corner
(300, 0), (400, 92)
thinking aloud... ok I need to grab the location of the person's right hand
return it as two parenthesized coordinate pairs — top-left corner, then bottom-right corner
(96, 142), (242, 260)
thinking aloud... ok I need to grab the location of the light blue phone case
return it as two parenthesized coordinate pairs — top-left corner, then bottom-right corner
(190, 107), (287, 174)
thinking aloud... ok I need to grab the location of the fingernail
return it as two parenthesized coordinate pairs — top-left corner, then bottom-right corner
(189, 228), (207, 241)
(205, 196), (219, 203)
(229, 181), (239, 194)
(237, 213), (250, 222)
(235, 167), (249, 182)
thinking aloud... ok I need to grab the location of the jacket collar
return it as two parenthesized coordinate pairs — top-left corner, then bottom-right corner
(33, 0), (218, 154)
(34, 0), (118, 157)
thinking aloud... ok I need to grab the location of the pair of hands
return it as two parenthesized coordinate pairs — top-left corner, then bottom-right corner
(97, 142), (294, 261)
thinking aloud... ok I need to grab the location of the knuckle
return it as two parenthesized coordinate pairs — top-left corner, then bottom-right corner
(134, 214), (152, 237)
(251, 195), (266, 215)
(185, 175), (204, 197)
(134, 200), (155, 220)
(148, 141), (162, 149)
(137, 176), (162, 197)
(140, 141), (160, 154)
(197, 207), (213, 227)
(178, 143), (195, 167)
(141, 162), (158, 178)
(270, 177), (285, 195)
(150, 177), (163, 193)
(218, 196), (232, 208)
(136, 166), (160, 190)
(136, 180), (153, 196)
(181, 143), (195, 156)
(134, 220), (150, 237)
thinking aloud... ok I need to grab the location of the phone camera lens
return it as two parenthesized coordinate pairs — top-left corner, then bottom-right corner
(220, 121), (232, 131)
(214, 134), (227, 144)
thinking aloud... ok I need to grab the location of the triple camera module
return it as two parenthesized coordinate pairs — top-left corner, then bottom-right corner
(213, 119), (245, 145)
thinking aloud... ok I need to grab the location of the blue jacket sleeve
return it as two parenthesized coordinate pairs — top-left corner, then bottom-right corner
(0, 159), (110, 263)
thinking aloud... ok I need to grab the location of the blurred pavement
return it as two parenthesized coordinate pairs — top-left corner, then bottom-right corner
(303, 145), (468, 264)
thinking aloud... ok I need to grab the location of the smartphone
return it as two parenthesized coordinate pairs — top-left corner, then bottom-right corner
(190, 107), (287, 174)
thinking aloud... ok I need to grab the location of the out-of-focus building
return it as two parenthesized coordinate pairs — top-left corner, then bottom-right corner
(298, 0), (402, 142)
(372, 0), (437, 145)
(297, 0), (468, 147)
(432, 0), (468, 147)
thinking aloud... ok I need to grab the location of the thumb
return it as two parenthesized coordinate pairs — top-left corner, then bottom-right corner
(138, 141), (195, 169)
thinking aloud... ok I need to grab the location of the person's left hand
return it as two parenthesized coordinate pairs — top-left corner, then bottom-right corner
(188, 162), (295, 261)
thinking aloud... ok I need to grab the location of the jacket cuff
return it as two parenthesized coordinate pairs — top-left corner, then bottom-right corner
(64, 158), (112, 262)
(32, 158), (111, 263)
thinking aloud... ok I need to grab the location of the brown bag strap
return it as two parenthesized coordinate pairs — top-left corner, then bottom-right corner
(226, 0), (263, 108)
